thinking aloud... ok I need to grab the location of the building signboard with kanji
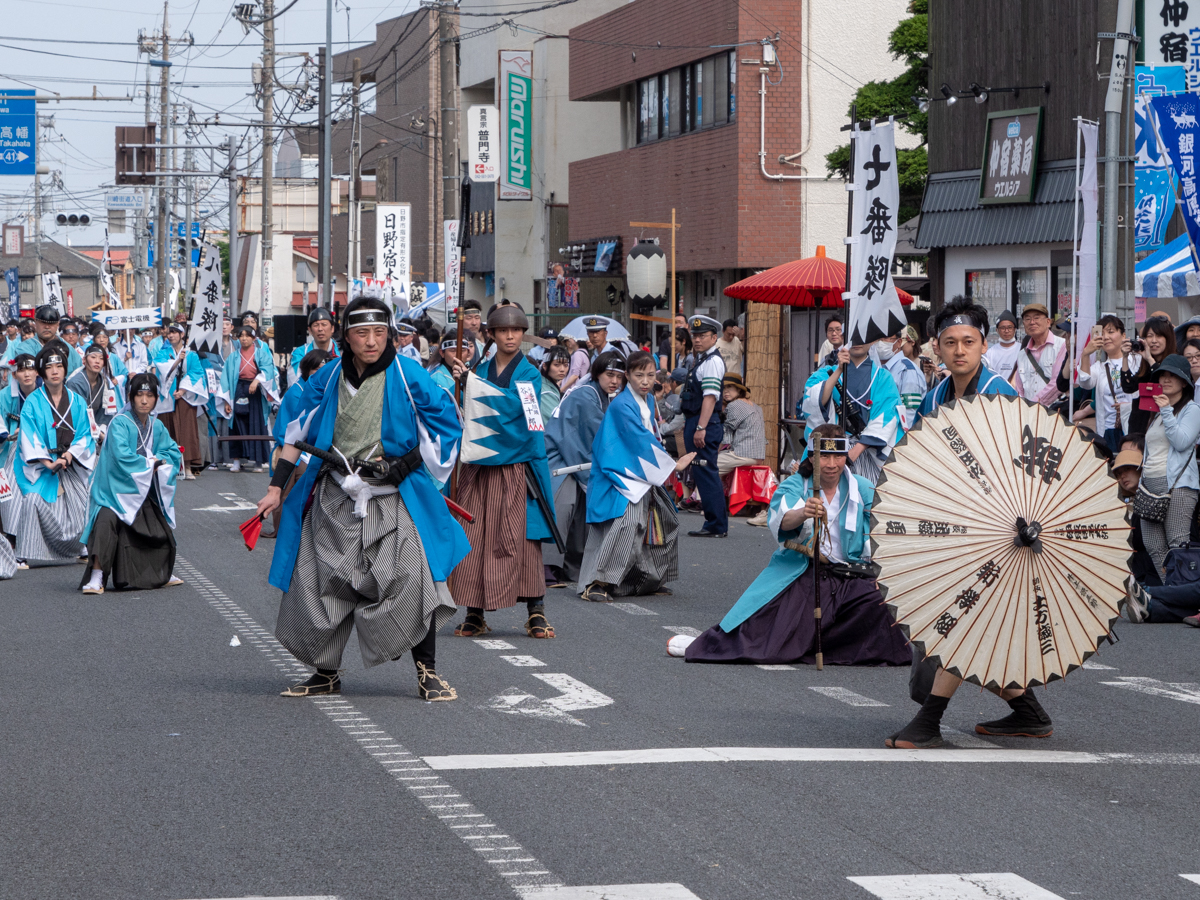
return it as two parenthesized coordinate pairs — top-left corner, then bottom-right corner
(979, 107), (1044, 205)
(468, 104), (499, 183)
(1143, 0), (1200, 91)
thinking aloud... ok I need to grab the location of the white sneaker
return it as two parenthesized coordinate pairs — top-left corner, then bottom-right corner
(182, 470), (196, 481)
(229, 461), (241, 473)
(746, 509), (770, 527)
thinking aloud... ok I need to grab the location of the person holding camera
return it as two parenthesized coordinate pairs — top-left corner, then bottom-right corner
(1120, 315), (1177, 436)
(1076, 315), (1140, 453)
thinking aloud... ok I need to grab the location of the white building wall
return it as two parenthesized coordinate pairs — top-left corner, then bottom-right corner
(458, 0), (627, 310)
(794, 0), (921, 260)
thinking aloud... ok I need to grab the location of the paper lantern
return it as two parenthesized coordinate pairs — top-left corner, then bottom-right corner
(625, 239), (666, 309)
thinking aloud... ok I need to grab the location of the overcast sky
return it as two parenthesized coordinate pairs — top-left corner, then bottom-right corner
(0, 0), (409, 248)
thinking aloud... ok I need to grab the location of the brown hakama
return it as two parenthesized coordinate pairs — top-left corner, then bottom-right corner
(451, 462), (545, 610)
(158, 399), (202, 470)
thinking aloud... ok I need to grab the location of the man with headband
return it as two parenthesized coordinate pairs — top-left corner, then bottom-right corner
(288, 307), (340, 382)
(152, 322), (210, 480)
(682, 423), (909, 666)
(256, 296), (467, 701)
(0, 354), (39, 576)
(14, 342), (96, 566)
(80, 373), (184, 594)
(66, 342), (120, 441)
(884, 296), (1054, 749)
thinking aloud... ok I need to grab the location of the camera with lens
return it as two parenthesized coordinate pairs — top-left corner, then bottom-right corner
(1129, 338), (1145, 352)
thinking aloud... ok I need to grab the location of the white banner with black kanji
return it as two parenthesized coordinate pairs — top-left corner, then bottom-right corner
(189, 243), (224, 355)
(846, 119), (906, 345)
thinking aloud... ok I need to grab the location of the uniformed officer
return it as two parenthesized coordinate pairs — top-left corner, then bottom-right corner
(394, 320), (422, 361)
(584, 317), (621, 360)
(681, 314), (728, 538)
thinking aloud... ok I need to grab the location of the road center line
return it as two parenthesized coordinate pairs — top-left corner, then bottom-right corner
(174, 557), (564, 897)
(421, 746), (1200, 771)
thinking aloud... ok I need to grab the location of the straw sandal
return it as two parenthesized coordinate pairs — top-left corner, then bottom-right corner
(416, 662), (458, 702)
(524, 610), (555, 638)
(453, 611), (491, 637)
(280, 671), (341, 697)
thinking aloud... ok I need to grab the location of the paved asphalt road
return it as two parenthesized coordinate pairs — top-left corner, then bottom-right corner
(3, 469), (1200, 900)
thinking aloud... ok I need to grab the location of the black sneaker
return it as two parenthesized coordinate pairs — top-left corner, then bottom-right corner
(884, 723), (944, 749)
(687, 529), (727, 538)
(975, 690), (1053, 737)
(280, 671), (341, 697)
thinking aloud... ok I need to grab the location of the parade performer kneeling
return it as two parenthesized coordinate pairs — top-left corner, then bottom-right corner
(578, 351), (694, 602)
(80, 373), (183, 594)
(448, 302), (558, 639)
(14, 342), (96, 566)
(685, 424), (910, 665)
(256, 296), (467, 700)
(884, 296), (1052, 749)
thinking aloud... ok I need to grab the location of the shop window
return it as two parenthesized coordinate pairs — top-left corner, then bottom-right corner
(1012, 268), (1048, 320)
(636, 51), (736, 145)
(1052, 265), (1074, 321)
(965, 269), (1008, 325)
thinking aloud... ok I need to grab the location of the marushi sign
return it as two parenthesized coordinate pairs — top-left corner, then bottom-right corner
(499, 50), (532, 201)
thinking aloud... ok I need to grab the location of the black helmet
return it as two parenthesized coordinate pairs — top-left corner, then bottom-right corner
(487, 303), (529, 333)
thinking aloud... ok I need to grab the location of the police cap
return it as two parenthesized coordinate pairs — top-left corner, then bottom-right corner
(688, 314), (720, 335)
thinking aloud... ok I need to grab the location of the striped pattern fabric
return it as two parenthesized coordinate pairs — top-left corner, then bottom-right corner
(722, 399), (766, 461)
(15, 463), (88, 564)
(577, 487), (678, 597)
(451, 463), (545, 610)
(1136, 233), (1200, 298)
(275, 474), (456, 670)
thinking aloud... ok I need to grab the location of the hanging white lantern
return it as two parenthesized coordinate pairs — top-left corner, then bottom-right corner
(625, 239), (666, 309)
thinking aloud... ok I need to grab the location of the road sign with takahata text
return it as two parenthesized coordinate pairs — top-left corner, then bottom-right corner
(0, 90), (36, 176)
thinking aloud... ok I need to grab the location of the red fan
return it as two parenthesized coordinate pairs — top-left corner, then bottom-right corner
(239, 513), (265, 551)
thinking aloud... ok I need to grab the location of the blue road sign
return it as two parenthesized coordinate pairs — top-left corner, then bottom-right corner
(0, 90), (36, 176)
(147, 221), (201, 267)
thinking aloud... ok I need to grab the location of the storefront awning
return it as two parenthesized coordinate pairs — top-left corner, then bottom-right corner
(1136, 234), (1200, 298)
(915, 160), (1081, 250)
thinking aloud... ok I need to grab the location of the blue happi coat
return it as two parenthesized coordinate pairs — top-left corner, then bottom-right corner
(151, 342), (210, 415)
(545, 381), (607, 495)
(268, 354), (470, 592)
(3, 336), (82, 374)
(718, 470), (873, 633)
(916, 363), (1017, 420)
(288, 339), (340, 381)
(801, 357), (903, 453)
(0, 380), (33, 469)
(586, 386), (675, 524)
(17, 386), (97, 503)
(459, 352), (554, 541)
(82, 410), (181, 543)
(215, 341), (280, 421)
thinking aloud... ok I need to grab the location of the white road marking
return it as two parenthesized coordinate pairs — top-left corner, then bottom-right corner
(519, 886), (702, 900)
(610, 602), (658, 615)
(482, 674), (614, 727)
(1102, 677), (1200, 705)
(476, 639), (518, 650)
(941, 727), (999, 750)
(1181, 874), (1200, 886)
(174, 558), (564, 896)
(1082, 660), (1117, 670)
(756, 664), (796, 671)
(533, 674), (615, 712)
(422, 746), (1200, 771)
(501, 655), (546, 667)
(809, 686), (889, 707)
(662, 626), (701, 636)
(484, 687), (587, 726)
(192, 493), (258, 513)
(848, 872), (1067, 899)
(175, 896), (340, 900)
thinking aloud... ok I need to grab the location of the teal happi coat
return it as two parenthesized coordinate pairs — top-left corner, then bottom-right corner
(81, 410), (182, 543)
(16, 386), (97, 503)
(150, 342), (210, 414)
(215, 341), (280, 421)
(717, 469), (874, 633)
(3, 335), (82, 375)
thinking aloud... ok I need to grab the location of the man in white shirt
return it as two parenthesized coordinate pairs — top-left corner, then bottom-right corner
(876, 330), (926, 430)
(984, 311), (1020, 381)
(716, 318), (743, 374)
(1013, 303), (1065, 406)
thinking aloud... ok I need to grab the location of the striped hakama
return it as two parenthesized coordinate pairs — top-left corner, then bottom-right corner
(451, 462), (545, 610)
(276, 473), (456, 669)
(15, 463), (89, 565)
(0, 453), (21, 578)
(578, 486), (679, 597)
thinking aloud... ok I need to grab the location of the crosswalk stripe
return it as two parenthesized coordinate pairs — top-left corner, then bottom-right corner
(500, 655), (546, 667)
(1182, 874), (1200, 886)
(662, 626), (701, 636)
(848, 872), (1066, 899)
(809, 686), (889, 707)
(757, 664), (796, 671)
(519, 885), (702, 899)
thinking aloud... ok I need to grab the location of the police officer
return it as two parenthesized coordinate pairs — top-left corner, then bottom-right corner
(394, 320), (422, 361)
(681, 314), (727, 538)
(584, 317), (622, 360)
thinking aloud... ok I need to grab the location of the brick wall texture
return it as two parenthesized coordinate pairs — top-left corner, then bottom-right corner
(567, 0), (804, 272)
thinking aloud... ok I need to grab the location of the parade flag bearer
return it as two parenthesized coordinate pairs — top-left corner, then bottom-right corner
(886, 296), (1052, 749)
(256, 296), (467, 700)
(449, 303), (558, 639)
(80, 373), (184, 594)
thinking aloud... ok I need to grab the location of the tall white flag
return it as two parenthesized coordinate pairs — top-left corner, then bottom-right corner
(41, 272), (64, 314)
(846, 120), (906, 345)
(189, 243), (224, 355)
(1075, 120), (1099, 362)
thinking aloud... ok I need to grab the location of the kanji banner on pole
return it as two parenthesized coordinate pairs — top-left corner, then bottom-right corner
(845, 119), (906, 345)
(1075, 119), (1099, 362)
(189, 243), (224, 355)
(1149, 93), (1200, 272)
(41, 272), (64, 314)
(100, 228), (122, 308)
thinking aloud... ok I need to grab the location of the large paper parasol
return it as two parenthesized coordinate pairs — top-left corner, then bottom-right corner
(872, 395), (1129, 690)
(722, 245), (915, 308)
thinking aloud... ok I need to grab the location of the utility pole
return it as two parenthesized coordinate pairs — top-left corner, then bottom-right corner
(261, 0), (275, 318)
(319, 0), (333, 309)
(227, 135), (239, 314)
(1102, 0), (1134, 318)
(349, 57), (361, 283)
(438, 4), (459, 292)
(183, 106), (194, 303)
(155, 1), (170, 312)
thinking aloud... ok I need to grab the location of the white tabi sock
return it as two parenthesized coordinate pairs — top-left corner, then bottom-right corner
(85, 569), (104, 590)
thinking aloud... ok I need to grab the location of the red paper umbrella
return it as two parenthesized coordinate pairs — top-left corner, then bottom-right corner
(723, 245), (913, 308)
(239, 513), (265, 552)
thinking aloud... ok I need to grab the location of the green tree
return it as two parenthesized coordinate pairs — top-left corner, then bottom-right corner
(216, 240), (230, 291)
(826, 0), (928, 226)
